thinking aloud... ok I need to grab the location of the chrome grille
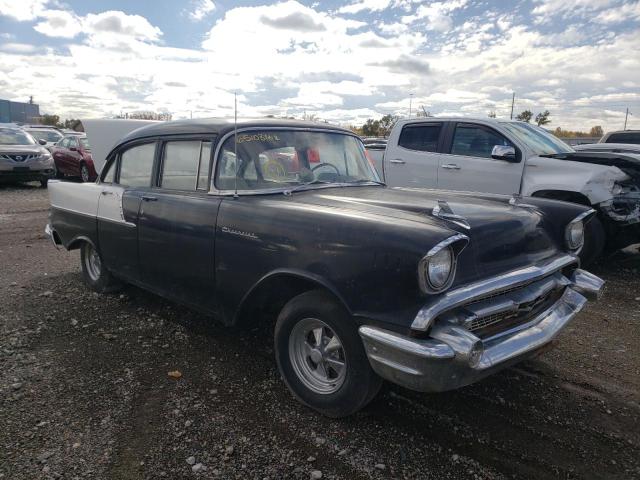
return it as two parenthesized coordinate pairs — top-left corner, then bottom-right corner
(0, 153), (38, 162)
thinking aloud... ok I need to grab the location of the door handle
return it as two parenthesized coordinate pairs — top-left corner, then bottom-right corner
(142, 195), (157, 202)
(101, 190), (113, 196)
(389, 159), (405, 164)
(441, 163), (461, 170)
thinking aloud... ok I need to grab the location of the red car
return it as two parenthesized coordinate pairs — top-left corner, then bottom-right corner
(51, 134), (97, 182)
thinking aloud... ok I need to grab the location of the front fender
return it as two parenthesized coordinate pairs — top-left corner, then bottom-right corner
(522, 157), (627, 204)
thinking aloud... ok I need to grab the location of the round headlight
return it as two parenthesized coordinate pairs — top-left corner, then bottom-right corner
(566, 221), (584, 250)
(427, 246), (453, 290)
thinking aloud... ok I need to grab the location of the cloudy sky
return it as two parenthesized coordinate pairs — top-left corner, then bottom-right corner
(0, 0), (638, 130)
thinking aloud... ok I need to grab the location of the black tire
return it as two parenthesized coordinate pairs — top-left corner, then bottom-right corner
(80, 242), (121, 293)
(40, 178), (48, 188)
(579, 216), (606, 266)
(80, 163), (90, 183)
(54, 163), (64, 179)
(274, 290), (382, 417)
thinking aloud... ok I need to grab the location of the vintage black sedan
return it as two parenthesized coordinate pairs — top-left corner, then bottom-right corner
(46, 119), (604, 417)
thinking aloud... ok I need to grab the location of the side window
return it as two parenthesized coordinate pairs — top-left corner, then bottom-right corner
(398, 124), (442, 152)
(197, 141), (212, 190)
(608, 132), (640, 144)
(101, 160), (116, 183)
(451, 125), (512, 159)
(118, 143), (155, 187)
(68, 137), (78, 149)
(60, 137), (69, 148)
(159, 140), (213, 191)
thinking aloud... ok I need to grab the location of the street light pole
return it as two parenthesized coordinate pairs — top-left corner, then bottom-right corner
(624, 108), (630, 130)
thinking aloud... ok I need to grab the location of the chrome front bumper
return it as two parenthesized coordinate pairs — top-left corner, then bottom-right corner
(358, 266), (604, 393)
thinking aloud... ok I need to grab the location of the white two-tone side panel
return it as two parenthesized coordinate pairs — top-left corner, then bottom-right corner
(97, 184), (133, 225)
(48, 180), (101, 217)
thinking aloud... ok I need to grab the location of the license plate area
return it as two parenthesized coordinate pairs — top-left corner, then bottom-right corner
(13, 167), (30, 172)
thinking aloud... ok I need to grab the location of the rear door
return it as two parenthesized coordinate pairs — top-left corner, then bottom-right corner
(97, 142), (155, 282)
(137, 137), (221, 312)
(66, 136), (83, 176)
(436, 122), (524, 195)
(384, 121), (444, 188)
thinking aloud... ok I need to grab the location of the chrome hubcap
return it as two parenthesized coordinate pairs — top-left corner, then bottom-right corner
(288, 318), (347, 394)
(84, 245), (102, 281)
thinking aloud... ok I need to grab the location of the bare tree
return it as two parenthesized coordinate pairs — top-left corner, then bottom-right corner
(535, 110), (551, 126)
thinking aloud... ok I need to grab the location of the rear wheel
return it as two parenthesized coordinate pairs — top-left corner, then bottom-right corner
(40, 178), (48, 188)
(274, 290), (382, 417)
(80, 163), (90, 183)
(80, 243), (121, 293)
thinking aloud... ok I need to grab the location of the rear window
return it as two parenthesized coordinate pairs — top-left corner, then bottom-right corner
(606, 132), (640, 144)
(398, 124), (441, 152)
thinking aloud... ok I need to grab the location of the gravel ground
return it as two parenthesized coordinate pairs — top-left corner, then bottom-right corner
(1, 182), (639, 480)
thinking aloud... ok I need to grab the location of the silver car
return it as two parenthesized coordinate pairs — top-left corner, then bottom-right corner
(0, 128), (55, 187)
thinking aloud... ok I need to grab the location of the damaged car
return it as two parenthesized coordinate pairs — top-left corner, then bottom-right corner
(379, 118), (640, 263)
(45, 118), (604, 417)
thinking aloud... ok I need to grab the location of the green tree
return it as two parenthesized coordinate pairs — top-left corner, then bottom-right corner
(535, 110), (551, 126)
(590, 125), (604, 137)
(378, 114), (399, 137)
(361, 118), (381, 136)
(515, 110), (533, 123)
(40, 114), (61, 127)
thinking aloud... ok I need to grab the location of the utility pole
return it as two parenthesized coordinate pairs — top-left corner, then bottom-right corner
(510, 92), (515, 120)
(624, 108), (630, 130)
(409, 93), (413, 118)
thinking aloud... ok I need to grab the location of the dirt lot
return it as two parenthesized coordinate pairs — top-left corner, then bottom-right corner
(0, 183), (639, 480)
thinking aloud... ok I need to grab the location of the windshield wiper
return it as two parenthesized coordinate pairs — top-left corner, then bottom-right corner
(283, 179), (332, 195)
(348, 179), (386, 186)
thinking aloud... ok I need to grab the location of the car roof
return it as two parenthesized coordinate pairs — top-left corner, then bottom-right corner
(116, 118), (353, 148)
(394, 116), (528, 127)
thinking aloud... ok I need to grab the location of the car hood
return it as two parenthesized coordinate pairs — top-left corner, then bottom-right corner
(0, 144), (47, 154)
(294, 186), (566, 284)
(560, 151), (640, 183)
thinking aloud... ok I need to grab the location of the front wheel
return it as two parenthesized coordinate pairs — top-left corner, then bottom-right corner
(80, 243), (121, 293)
(274, 290), (382, 417)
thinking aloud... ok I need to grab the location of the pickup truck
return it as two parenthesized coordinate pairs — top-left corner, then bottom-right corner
(367, 118), (640, 263)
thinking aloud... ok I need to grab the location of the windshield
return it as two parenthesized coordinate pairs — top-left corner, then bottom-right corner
(26, 129), (62, 143)
(215, 130), (379, 191)
(501, 122), (574, 155)
(0, 129), (36, 145)
(79, 137), (90, 149)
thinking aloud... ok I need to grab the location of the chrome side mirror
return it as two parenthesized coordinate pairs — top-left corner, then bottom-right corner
(491, 145), (517, 162)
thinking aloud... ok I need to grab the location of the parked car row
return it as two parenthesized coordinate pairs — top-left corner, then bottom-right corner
(365, 119), (640, 264)
(46, 118), (605, 417)
(0, 123), (94, 187)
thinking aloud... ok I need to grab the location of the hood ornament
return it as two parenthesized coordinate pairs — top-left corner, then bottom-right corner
(509, 193), (538, 210)
(432, 200), (470, 230)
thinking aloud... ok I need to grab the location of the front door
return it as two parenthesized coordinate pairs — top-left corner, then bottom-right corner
(137, 138), (220, 312)
(437, 122), (524, 195)
(384, 122), (444, 189)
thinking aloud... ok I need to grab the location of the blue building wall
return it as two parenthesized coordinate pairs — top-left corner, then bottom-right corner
(0, 99), (40, 123)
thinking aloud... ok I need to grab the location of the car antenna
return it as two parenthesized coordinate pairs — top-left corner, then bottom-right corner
(234, 92), (239, 199)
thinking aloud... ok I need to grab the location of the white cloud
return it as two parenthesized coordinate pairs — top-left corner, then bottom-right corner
(84, 11), (163, 42)
(187, 0), (216, 21)
(0, 42), (39, 53)
(0, 0), (50, 21)
(338, 0), (392, 14)
(594, 1), (640, 23)
(401, 0), (467, 33)
(33, 10), (83, 38)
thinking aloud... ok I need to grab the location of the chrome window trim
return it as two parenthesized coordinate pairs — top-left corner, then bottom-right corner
(411, 253), (579, 331)
(417, 233), (469, 294)
(208, 126), (366, 196)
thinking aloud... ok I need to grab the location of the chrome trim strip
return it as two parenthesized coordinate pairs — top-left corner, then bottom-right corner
(417, 233), (469, 294)
(565, 209), (596, 254)
(208, 126), (368, 195)
(432, 200), (471, 230)
(570, 268), (605, 301)
(50, 204), (136, 227)
(411, 253), (579, 331)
